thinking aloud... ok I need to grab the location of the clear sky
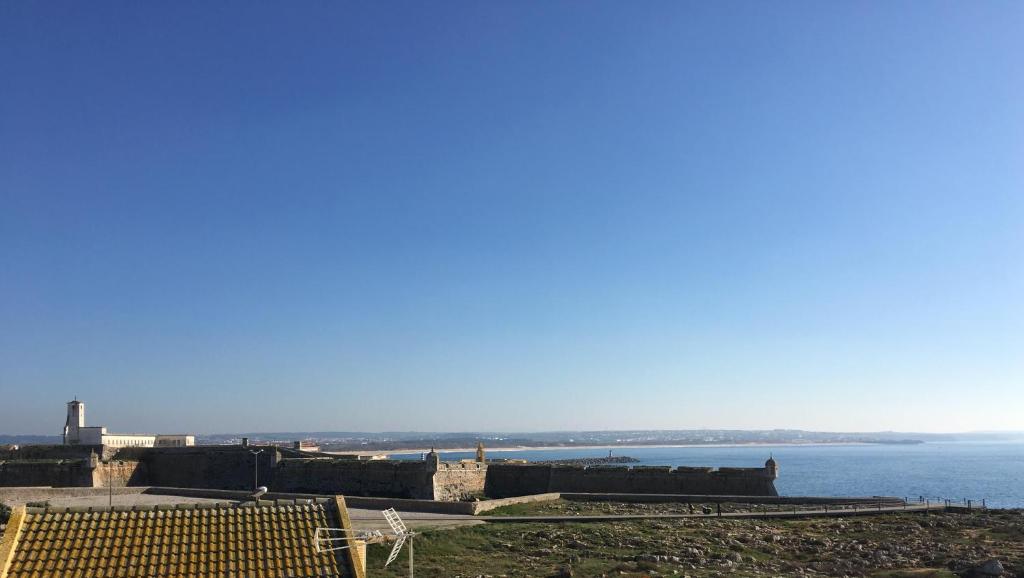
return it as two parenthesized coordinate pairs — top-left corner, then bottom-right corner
(1, 2), (1021, 436)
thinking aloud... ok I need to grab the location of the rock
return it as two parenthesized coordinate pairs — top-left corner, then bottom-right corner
(974, 559), (1004, 576)
(725, 552), (743, 564)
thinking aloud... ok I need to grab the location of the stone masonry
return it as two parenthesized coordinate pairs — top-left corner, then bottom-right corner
(1, 445), (777, 502)
(484, 458), (780, 498)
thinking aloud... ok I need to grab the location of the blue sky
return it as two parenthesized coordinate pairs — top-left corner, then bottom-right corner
(1, 2), (1021, 435)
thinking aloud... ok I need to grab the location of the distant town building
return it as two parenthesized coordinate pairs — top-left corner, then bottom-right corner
(293, 440), (321, 452)
(62, 399), (195, 448)
(359, 453), (389, 461)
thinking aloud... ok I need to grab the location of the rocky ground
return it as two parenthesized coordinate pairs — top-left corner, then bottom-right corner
(366, 510), (1024, 577)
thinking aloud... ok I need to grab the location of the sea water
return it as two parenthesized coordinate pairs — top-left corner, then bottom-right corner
(391, 440), (1024, 508)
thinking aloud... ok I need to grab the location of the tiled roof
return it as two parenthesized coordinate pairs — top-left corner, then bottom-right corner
(0, 499), (354, 578)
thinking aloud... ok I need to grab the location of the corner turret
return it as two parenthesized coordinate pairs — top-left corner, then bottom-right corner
(475, 441), (486, 463)
(425, 447), (440, 471)
(765, 454), (779, 479)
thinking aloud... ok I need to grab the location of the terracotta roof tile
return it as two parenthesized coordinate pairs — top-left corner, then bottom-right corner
(5, 501), (351, 578)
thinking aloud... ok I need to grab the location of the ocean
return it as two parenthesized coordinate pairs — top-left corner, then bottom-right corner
(391, 440), (1024, 508)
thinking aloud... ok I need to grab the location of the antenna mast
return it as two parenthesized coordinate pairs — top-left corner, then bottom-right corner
(383, 508), (417, 577)
(314, 507), (416, 576)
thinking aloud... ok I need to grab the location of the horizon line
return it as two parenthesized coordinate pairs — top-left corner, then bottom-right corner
(4, 428), (1023, 438)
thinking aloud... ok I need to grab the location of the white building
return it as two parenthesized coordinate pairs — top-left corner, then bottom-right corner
(62, 399), (195, 448)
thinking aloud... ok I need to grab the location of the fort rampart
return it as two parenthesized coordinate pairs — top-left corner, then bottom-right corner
(0, 445), (103, 461)
(0, 459), (95, 487)
(433, 461), (487, 501)
(273, 458), (437, 498)
(0, 445), (479, 499)
(272, 457), (487, 500)
(0, 447), (147, 488)
(483, 464), (778, 498)
(93, 460), (147, 487)
(0, 445), (775, 501)
(122, 446), (276, 491)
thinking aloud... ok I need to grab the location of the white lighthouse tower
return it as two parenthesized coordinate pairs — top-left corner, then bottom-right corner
(63, 398), (85, 444)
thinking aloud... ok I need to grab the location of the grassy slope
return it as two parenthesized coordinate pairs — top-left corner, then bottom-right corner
(365, 511), (1023, 577)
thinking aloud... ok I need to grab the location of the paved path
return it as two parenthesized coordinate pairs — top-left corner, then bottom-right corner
(348, 502), (948, 530)
(348, 508), (481, 531)
(480, 502), (945, 523)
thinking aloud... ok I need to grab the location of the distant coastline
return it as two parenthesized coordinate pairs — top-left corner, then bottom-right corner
(333, 440), (922, 457)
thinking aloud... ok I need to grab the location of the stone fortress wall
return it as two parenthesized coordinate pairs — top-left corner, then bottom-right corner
(272, 458), (439, 499)
(0, 459), (95, 488)
(0, 444), (775, 501)
(0, 444), (480, 500)
(433, 461), (487, 501)
(121, 446), (275, 490)
(93, 460), (147, 487)
(0, 445), (95, 488)
(272, 450), (487, 500)
(0, 445), (147, 488)
(484, 461), (779, 498)
(0, 445), (104, 461)
(0, 446), (262, 490)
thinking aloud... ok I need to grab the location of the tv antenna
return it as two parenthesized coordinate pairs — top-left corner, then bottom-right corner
(311, 524), (385, 565)
(314, 508), (416, 575)
(383, 508), (417, 577)
(314, 527), (384, 552)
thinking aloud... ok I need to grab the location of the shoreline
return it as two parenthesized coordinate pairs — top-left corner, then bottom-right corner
(330, 441), (886, 457)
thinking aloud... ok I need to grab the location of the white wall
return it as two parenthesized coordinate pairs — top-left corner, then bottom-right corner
(102, 434), (156, 448)
(75, 427), (106, 445)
